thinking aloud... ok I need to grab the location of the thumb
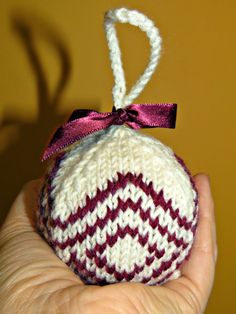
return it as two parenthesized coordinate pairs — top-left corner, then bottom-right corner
(0, 178), (85, 289)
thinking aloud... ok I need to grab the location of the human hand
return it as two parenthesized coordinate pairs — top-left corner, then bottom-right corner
(0, 174), (217, 314)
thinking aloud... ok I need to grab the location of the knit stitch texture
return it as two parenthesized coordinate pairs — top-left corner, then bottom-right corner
(37, 125), (198, 285)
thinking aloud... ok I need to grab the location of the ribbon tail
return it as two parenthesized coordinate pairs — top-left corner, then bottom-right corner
(41, 115), (114, 161)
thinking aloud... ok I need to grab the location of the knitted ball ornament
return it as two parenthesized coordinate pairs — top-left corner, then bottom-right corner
(37, 8), (198, 286)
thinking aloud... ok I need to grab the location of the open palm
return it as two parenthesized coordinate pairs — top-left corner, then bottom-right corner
(0, 174), (217, 314)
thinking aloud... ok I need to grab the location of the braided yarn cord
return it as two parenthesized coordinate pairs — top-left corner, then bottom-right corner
(37, 8), (198, 286)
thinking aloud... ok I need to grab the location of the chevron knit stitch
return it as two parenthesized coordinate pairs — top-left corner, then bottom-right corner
(37, 125), (198, 285)
(37, 8), (199, 286)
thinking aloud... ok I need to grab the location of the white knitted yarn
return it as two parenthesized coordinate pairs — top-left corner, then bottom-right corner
(37, 8), (198, 286)
(104, 8), (162, 109)
(38, 125), (197, 285)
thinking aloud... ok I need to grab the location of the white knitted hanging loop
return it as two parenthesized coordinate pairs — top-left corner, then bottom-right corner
(104, 8), (162, 109)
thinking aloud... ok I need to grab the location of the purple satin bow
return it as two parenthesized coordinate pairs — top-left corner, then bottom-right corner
(41, 103), (177, 161)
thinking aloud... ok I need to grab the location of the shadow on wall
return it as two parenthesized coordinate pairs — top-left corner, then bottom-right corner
(0, 11), (100, 225)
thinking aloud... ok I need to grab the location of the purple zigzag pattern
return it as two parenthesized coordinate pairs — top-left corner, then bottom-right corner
(37, 154), (198, 286)
(67, 248), (186, 285)
(50, 172), (197, 232)
(66, 234), (187, 276)
(50, 196), (195, 250)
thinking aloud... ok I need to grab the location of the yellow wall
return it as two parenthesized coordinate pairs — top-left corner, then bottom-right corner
(0, 0), (235, 312)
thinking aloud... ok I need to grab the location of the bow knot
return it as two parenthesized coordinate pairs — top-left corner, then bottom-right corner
(113, 107), (130, 125)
